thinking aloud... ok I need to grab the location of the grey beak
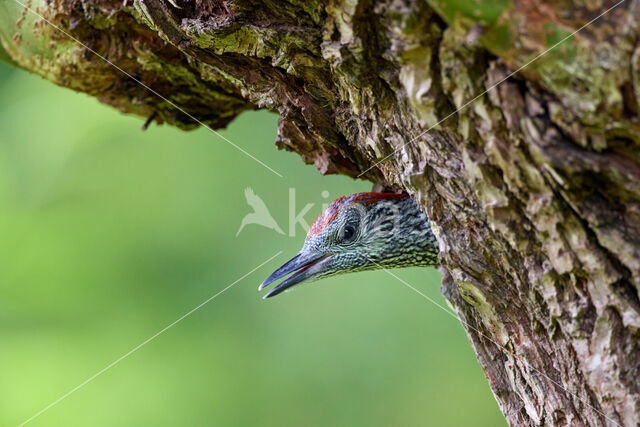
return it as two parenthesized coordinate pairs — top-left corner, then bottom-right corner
(259, 252), (329, 299)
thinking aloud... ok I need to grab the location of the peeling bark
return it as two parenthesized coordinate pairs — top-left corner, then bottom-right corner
(2, 1), (639, 425)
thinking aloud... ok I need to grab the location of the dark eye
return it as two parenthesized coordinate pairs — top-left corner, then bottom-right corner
(341, 225), (356, 241)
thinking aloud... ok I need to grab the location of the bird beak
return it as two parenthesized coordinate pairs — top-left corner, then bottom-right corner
(259, 252), (331, 299)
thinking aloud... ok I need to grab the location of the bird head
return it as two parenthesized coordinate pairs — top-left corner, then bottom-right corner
(259, 192), (438, 298)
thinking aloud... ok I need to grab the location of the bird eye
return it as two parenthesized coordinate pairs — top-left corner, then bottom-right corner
(341, 225), (356, 241)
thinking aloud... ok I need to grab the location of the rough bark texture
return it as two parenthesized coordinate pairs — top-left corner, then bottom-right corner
(2, 1), (640, 425)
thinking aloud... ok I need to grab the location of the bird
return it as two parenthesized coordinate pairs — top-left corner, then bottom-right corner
(236, 187), (285, 236)
(259, 192), (439, 298)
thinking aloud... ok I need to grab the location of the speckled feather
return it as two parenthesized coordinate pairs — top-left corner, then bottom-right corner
(260, 192), (439, 297)
(306, 192), (438, 270)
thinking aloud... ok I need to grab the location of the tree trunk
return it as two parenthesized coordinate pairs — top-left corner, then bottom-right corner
(2, 1), (639, 425)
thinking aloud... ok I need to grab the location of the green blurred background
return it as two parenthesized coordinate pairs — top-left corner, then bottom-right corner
(0, 61), (504, 426)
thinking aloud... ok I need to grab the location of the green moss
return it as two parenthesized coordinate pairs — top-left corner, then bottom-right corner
(428, 0), (512, 26)
(482, 22), (513, 53)
(543, 23), (577, 63)
(457, 280), (509, 343)
(0, 1), (60, 66)
(427, 0), (515, 66)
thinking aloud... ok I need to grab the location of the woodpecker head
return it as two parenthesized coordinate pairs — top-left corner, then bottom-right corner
(259, 192), (439, 298)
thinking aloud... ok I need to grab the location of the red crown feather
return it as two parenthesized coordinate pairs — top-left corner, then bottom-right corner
(308, 192), (408, 236)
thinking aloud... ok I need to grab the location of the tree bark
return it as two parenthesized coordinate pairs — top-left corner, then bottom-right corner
(2, 1), (639, 425)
